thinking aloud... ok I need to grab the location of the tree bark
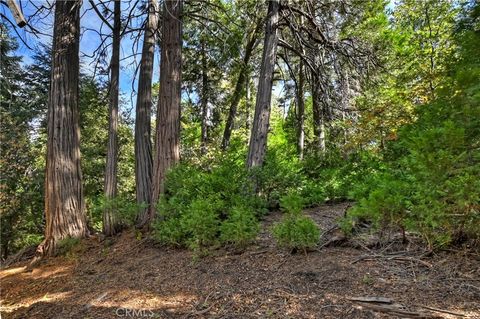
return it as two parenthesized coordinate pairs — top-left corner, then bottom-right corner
(221, 21), (261, 151)
(103, 0), (121, 236)
(135, 0), (158, 228)
(200, 40), (208, 154)
(150, 0), (182, 223)
(246, 0), (279, 168)
(38, 0), (87, 256)
(245, 73), (251, 144)
(341, 69), (350, 149)
(311, 73), (326, 153)
(296, 60), (305, 160)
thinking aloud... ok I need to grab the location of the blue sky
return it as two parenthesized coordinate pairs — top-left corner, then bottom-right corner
(2, 0), (159, 110)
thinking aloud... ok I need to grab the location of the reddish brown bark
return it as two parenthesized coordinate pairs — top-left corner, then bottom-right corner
(38, 0), (87, 256)
(150, 0), (183, 224)
(135, 0), (158, 227)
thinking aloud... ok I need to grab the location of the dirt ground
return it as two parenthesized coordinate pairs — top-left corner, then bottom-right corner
(1, 203), (479, 319)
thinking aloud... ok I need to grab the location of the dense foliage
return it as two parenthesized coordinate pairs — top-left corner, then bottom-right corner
(1, 1), (478, 259)
(344, 3), (480, 248)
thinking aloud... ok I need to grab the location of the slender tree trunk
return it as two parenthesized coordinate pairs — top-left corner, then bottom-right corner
(221, 21), (260, 150)
(200, 41), (208, 154)
(37, 0), (87, 256)
(246, 0), (279, 168)
(296, 60), (305, 160)
(150, 0), (182, 223)
(135, 0), (158, 228)
(312, 73), (326, 153)
(103, 0), (121, 236)
(245, 73), (251, 144)
(342, 70), (350, 149)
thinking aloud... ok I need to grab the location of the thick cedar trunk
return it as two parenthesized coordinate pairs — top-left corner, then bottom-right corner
(221, 21), (260, 151)
(296, 61), (305, 160)
(103, 0), (121, 236)
(150, 0), (182, 223)
(38, 0), (87, 256)
(246, 0), (279, 168)
(200, 41), (208, 154)
(135, 0), (157, 227)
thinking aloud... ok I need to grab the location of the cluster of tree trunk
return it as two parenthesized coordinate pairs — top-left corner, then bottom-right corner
(30, 0), (367, 255)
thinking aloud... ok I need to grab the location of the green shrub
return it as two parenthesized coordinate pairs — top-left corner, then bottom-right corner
(151, 215), (186, 247)
(342, 173), (410, 234)
(272, 193), (320, 251)
(301, 181), (327, 207)
(255, 145), (305, 208)
(280, 193), (304, 214)
(272, 214), (320, 251)
(91, 195), (141, 230)
(220, 206), (260, 248)
(152, 154), (265, 253)
(182, 197), (222, 251)
(342, 52), (480, 248)
(301, 150), (385, 203)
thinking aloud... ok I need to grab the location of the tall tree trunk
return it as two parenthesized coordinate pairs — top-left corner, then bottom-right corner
(221, 21), (260, 151)
(246, 0), (279, 168)
(38, 0), (87, 256)
(103, 0), (121, 236)
(311, 73), (326, 153)
(200, 40), (208, 154)
(135, 0), (158, 228)
(245, 73), (251, 144)
(150, 0), (182, 223)
(341, 70), (350, 149)
(312, 74), (326, 153)
(296, 61), (305, 160)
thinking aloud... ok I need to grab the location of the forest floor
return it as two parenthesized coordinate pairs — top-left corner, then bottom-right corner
(1, 202), (479, 319)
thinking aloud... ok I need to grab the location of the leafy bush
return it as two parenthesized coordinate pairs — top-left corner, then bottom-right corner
(342, 18), (480, 248)
(272, 193), (320, 251)
(344, 117), (480, 248)
(301, 150), (385, 204)
(342, 173), (410, 235)
(151, 211), (186, 247)
(152, 150), (265, 252)
(300, 181), (327, 207)
(220, 206), (260, 248)
(253, 147), (305, 208)
(182, 197), (222, 251)
(272, 214), (320, 252)
(279, 193), (304, 214)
